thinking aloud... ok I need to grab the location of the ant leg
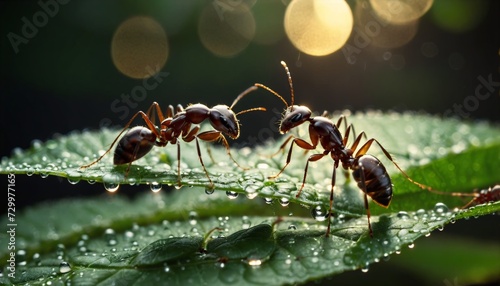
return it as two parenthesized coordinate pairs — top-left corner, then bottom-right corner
(176, 140), (182, 188)
(355, 138), (476, 197)
(145, 101), (166, 126)
(267, 135), (295, 158)
(356, 161), (374, 237)
(80, 108), (161, 169)
(194, 130), (244, 169)
(268, 137), (316, 179)
(194, 137), (215, 188)
(165, 105), (175, 118)
(181, 126), (215, 187)
(326, 160), (338, 237)
(297, 152), (327, 197)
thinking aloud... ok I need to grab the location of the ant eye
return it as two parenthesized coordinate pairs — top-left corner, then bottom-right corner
(219, 116), (232, 128)
(290, 113), (302, 122)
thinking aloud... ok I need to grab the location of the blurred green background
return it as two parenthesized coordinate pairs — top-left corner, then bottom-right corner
(0, 1), (499, 284)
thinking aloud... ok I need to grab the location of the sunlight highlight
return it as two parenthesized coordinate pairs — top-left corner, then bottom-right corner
(284, 0), (353, 56)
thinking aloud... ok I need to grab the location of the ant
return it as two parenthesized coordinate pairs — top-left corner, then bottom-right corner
(462, 185), (500, 209)
(81, 86), (265, 188)
(254, 61), (475, 237)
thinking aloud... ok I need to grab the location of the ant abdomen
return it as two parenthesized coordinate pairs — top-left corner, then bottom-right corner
(114, 126), (156, 165)
(352, 155), (393, 208)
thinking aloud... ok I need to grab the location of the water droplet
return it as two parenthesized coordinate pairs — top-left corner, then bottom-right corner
(241, 216), (251, 229)
(397, 211), (410, 220)
(102, 173), (122, 192)
(205, 187), (215, 195)
(288, 224), (297, 230)
(164, 266), (170, 272)
(67, 177), (81, 185)
(279, 197), (290, 207)
(361, 264), (369, 273)
(104, 228), (117, 246)
(311, 205), (329, 222)
(26, 167), (35, 176)
(150, 182), (162, 192)
(247, 259), (262, 266)
(16, 249), (27, 265)
(226, 191), (238, 199)
(175, 184), (183, 190)
(66, 170), (82, 185)
(433, 202), (449, 216)
(408, 243), (415, 249)
(40, 172), (49, 178)
(264, 197), (273, 205)
(189, 211), (198, 226)
(59, 261), (72, 274)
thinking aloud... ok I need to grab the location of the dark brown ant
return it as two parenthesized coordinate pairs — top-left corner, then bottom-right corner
(254, 61), (475, 237)
(81, 86), (265, 188)
(462, 185), (500, 209)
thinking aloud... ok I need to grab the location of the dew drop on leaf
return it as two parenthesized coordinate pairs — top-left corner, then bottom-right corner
(397, 211), (410, 220)
(189, 211), (198, 225)
(279, 197), (290, 207)
(311, 205), (329, 222)
(59, 261), (72, 274)
(103, 173), (121, 192)
(264, 197), (273, 205)
(241, 216), (251, 229)
(150, 182), (162, 192)
(433, 202), (449, 215)
(226, 190), (239, 199)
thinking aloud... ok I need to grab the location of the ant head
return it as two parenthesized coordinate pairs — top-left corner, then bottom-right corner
(280, 105), (311, 134)
(210, 86), (266, 139)
(210, 105), (240, 139)
(254, 61), (310, 134)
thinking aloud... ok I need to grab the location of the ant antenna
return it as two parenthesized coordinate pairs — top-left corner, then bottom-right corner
(280, 61), (295, 107)
(253, 83), (289, 108)
(230, 85), (266, 116)
(236, 107), (266, 116)
(230, 86), (258, 110)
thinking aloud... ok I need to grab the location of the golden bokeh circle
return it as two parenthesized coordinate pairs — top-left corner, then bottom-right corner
(355, 2), (419, 49)
(284, 0), (353, 56)
(111, 16), (168, 79)
(198, 3), (256, 58)
(370, 0), (433, 24)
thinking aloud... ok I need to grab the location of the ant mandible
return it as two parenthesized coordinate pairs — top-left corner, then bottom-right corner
(81, 86), (265, 189)
(254, 61), (473, 237)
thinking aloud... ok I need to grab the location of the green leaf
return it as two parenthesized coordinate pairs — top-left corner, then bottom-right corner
(1, 112), (499, 216)
(1, 112), (499, 285)
(1, 189), (498, 285)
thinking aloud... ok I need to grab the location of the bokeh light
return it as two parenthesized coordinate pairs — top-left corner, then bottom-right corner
(355, 1), (419, 49)
(370, 0), (433, 24)
(111, 16), (169, 79)
(284, 0), (353, 56)
(198, 2), (256, 58)
(430, 0), (488, 33)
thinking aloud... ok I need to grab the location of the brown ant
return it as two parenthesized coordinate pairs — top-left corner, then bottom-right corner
(254, 61), (475, 237)
(81, 86), (265, 188)
(462, 185), (500, 209)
